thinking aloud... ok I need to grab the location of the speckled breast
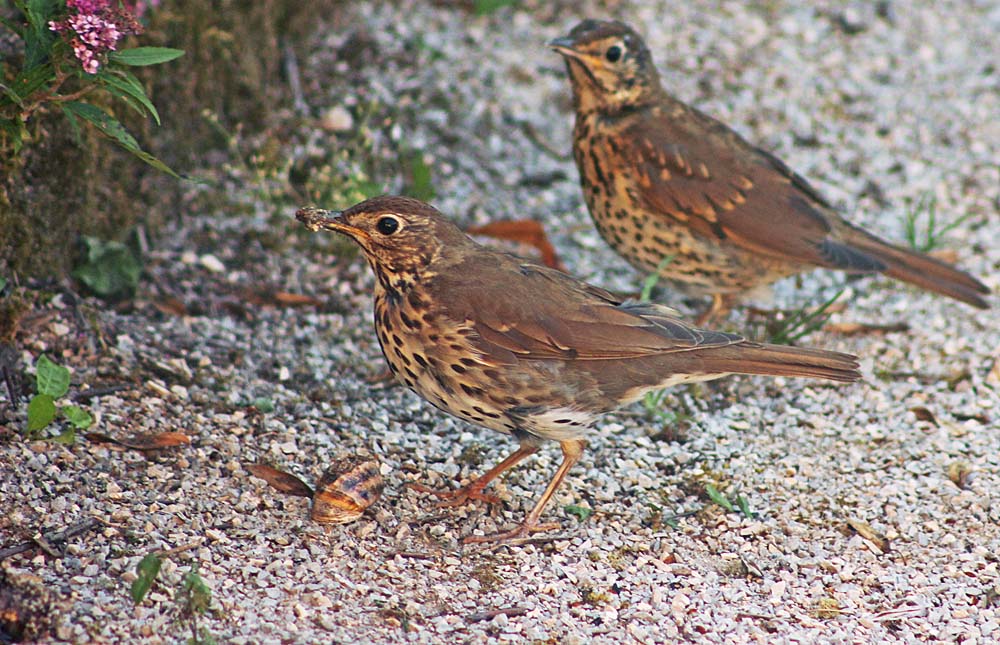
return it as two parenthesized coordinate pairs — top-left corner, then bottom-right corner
(573, 125), (792, 296)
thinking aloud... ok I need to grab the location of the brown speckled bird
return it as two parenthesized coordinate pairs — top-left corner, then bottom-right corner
(550, 20), (989, 322)
(297, 196), (861, 544)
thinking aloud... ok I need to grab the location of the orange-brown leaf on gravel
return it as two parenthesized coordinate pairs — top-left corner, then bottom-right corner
(245, 463), (314, 498)
(238, 288), (322, 308)
(152, 296), (188, 316)
(467, 219), (566, 271)
(85, 431), (191, 451)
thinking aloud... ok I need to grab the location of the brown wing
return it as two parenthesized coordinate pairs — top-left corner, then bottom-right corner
(433, 254), (743, 362)
(618, 103), (886, 272)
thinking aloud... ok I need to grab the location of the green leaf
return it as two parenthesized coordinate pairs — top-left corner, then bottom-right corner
(97, 70), (161, 124)
(36, 354), (70, 398)
(62, 405), (94, 429)
(59, 102), (182, 178)
(0, 276), (6, 291)
(639, 255), (674, 302)
(251, 397), (274, 413)
(473, 0), (518, 15)
(10, 62), (57, 103)
(61, 101), (140, 150)
(564, 504), (593, 522)
(26, 393), (56, 433)
(182, 564), (212, 615)
(735, 495), (755, 519)
(127, 147), (183, 179)
(768, 288), (844, 345)
(72, 236), (142, 299)
(0, 14), (26, 38)
(0, 118), (27, 155)
(22, 0), (60, 70)
(705, 484), (735, 512)
(109, 47), (185, 67)
(50, 427), (76, 444)
(131, 554), (163, 604)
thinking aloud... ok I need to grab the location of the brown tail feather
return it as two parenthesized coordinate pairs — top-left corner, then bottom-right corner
(701, 343), (862, 383)
(846, 232), (989, 309)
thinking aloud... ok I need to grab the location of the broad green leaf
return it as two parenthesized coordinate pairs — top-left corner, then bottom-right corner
(26, 394), (56, 432)
(131, 554), (163, 604)
(61, 102), (182, 178)
(0, 276), (7, 291)
(50, 428), (76, 444)
(61, 101), (140, 150)
(72, 236), (142, 299)
(109, 47), (185, 67)
(36, 354), (70, 398)
(97, 71), (160, 124)
(182, 564), (212, 614)
(62, 405), (94, 429)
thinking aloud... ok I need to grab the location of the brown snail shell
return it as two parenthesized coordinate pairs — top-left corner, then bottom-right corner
(311, 455), (384, 524)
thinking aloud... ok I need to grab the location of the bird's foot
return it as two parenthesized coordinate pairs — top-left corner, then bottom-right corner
(407, 481), (501, 508)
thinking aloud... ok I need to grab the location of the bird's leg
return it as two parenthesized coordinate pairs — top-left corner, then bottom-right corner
(695, 293), (736, 327)
(463, 439), (586, 544)
(409, 442), (540, 508)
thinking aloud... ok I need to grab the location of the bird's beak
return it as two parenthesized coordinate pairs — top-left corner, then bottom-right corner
(295, 207), (367, 241)
(548, 36), (582, 59)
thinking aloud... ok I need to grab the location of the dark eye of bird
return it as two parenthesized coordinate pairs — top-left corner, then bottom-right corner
(605, 45), (622, 63)
(376, 217), (399, 235)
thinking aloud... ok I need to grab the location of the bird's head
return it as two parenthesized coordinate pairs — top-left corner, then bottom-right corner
(296, 196), (470, 292)
(550, 20), (660, 115)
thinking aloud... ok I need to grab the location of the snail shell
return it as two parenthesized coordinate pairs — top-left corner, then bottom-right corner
(311, 456), (384, 524)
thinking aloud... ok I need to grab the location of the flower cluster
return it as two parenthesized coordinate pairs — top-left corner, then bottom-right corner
(49, 1), (142, 74)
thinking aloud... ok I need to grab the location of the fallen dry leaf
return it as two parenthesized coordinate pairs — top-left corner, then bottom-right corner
(85, 431), (191, 451)
(246, 464), (314, 498)
(909, 406), (939, 426)
(846, 518), (891, 554)
(238, 288), (322, 308)
(467, 219), (566, 271)
(152, 296), (188, 316)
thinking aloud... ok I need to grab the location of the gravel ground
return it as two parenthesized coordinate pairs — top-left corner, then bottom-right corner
(2, 1), (999, 643)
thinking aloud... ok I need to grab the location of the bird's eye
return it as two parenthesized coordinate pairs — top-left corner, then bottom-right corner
(605, 45), (622, 63)
(376, 216), (399, 235)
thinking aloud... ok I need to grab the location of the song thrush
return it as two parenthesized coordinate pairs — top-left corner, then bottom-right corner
(550, 20), (989, 322)
(296, 196), (861, 544)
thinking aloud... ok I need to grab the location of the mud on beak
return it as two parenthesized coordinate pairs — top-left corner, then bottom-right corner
(295, 207), (355, 235)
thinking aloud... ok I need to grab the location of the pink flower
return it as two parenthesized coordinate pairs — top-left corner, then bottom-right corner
(49, 0), (142, 74)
